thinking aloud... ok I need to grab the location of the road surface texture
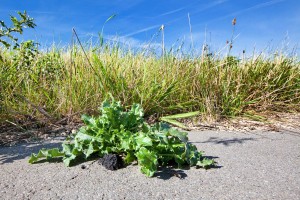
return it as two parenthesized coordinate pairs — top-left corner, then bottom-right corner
(1, 130), (299, 200)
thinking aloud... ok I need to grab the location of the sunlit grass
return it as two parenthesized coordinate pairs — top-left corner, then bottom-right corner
(0, 41), (299, 125)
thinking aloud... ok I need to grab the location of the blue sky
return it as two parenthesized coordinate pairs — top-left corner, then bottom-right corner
(1, 0), (299, 56)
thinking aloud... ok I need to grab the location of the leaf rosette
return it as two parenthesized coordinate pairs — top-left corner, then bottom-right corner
(29, 98), (215, 177)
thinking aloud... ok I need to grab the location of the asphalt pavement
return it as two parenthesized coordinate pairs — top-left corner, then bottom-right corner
(1, 130), (299, 200)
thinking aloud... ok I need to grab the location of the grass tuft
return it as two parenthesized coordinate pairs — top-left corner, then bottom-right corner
(1, 42), (299, 125)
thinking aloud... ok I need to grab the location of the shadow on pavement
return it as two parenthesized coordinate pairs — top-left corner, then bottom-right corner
(154, 156), (222, 180)
(0, 140), (63, 164)
(155, 166), (188, 180)
(193, 137), (256, 146)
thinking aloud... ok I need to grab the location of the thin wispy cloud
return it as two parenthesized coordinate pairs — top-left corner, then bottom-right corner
(191, 0), (228, 15)
(1, 0), (297, 54)
(231, 0), (286, 16)
(117, 2), (228, 52)
(0, 9), (55, 15)
(26, 10), (55, 14)
(196, 0), (287, 26)
(158, 7), (185, 17)
(156, 0), (202, 17)
(0, 8), (108, 17)
(165, 0), (228, 25)
(120, 0), (228, 41)
(179, 0), (228, 17)
(122, 24), (161, 38)
(105, 34), (161, 49)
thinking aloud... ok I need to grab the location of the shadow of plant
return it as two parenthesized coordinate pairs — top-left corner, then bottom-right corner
(194, 137), (256, 146)
(0, 139), (64, 164)
(155, 166), (188, 180)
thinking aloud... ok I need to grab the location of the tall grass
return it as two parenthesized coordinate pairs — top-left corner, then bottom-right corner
(0, 41), (299, 125)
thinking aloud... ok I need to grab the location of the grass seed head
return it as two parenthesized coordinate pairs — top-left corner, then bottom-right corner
(232, 18), (236, 26)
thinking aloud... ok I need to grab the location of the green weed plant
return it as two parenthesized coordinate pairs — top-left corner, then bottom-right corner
(29, 98), (215, 177)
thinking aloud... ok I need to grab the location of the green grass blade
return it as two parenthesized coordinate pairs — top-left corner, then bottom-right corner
(161, 111), (200, 119)
(160, 118), (188, 129)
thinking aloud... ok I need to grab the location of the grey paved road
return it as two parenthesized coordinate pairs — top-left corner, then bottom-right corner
(1, 130), (299, 200)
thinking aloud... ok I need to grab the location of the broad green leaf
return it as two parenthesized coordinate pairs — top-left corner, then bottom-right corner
(62, 143), (74, 156)
(197, 158), (215, 169)
(135, 133), (153, 149)
(124, 151), (136, 164)
(150, 122), (170, 132)
(130, 103), (144, 118)
(169, 129), (188, 143)
(46, 148), (65, 158)
(81, 114), (96, 126)
(28, 148), (64, 164)
(63, 154), (76, 167)
(84, 142), (97, 158)
(136, 147), (158, 177)
(75, 129), (95, 141)
(174, 154), (186, 167)
(71, 147), (82, 156)
(119, 132), (133, 151)
(28, 152), (41, 164)
(154, 131), (169, 144)
(183, 143), (200, 166)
